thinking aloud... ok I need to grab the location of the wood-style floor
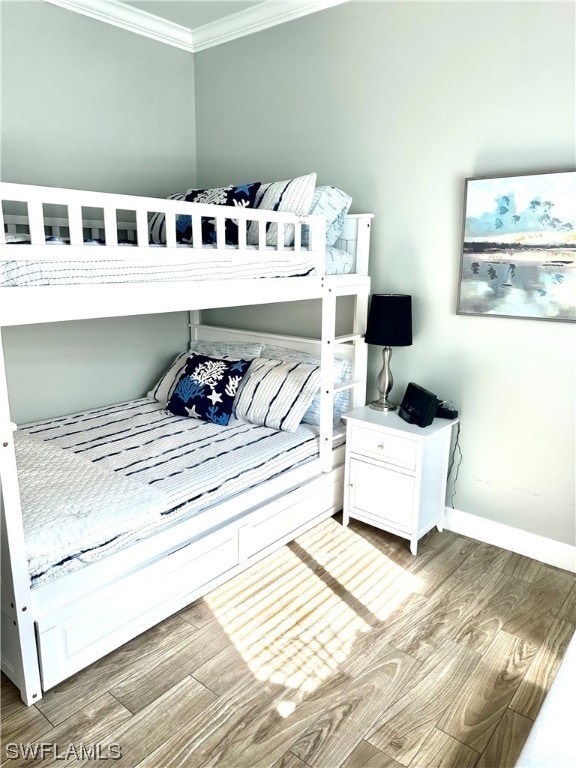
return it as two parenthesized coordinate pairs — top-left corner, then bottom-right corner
(2, 518), (575, 768)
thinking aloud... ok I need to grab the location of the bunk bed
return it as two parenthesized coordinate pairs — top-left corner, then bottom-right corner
(0, 180), (372, 705)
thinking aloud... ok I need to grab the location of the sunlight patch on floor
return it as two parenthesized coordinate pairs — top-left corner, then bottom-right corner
(205, 518), (421, 707)
(296, 519), (422, 622)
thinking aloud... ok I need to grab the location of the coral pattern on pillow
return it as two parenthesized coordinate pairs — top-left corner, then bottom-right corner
(148, 183), (261, 245)
(177, 183), (261, 245)
(147, 342), (265, 406)
(166, 354), (251, 425)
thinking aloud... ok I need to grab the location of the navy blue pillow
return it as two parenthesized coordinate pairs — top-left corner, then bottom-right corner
(176, 182), (261, 245)
(166, 354), (251, 426)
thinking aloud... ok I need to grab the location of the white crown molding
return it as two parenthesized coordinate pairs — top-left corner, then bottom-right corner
(42, 0), (350, 53)
(42, 0), (194, 51)
(191, 0), (350, 52)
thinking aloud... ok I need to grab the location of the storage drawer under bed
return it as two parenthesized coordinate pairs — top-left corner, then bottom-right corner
(35, 526), (238, 691)
(238, 471), (344, 561)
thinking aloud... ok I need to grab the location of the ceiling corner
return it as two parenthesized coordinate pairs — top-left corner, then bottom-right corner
(42, 0), (349, 53)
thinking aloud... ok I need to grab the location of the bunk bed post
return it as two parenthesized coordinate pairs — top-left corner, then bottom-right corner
(0, 201), (6, 245)
(353, 216), (372, 276)
(319, 286), (336, 472)
(0, 329), (43, 705)
(189, 310), (202, 348)
(351, 290), (369, 408)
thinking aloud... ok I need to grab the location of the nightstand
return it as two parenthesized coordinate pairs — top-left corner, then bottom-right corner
(342, 405), (458, 555)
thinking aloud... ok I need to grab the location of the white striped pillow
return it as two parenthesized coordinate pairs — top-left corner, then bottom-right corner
(149, 193), (186, 244)
(234, 358), (321, 432)
(147, 351), (189, 405)
(247, 172), (317, 247)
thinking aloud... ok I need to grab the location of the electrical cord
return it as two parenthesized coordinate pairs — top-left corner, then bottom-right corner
(447, 420), (462, 508)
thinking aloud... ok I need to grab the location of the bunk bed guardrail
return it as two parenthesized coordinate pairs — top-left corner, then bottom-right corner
(0, 181), (327, 260)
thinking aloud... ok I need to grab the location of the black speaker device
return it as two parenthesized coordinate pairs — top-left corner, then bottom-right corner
(398, 382), (441, 428)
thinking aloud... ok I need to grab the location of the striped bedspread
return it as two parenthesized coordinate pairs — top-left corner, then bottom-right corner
(0, 251), (314, 286)
(0, 246), (354, 286)
(17, 398), (334, 587)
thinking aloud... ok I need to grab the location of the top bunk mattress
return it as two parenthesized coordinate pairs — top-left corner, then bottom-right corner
(1, 179), (372, 289)
(0, 243), (355, 287)
(16, 398), (345, 589)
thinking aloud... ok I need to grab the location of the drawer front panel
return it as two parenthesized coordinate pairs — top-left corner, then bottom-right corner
(239, 478), (343, 561)
(349, 425), (417, 469)
(348, 458), (414, 532)
(36, 528), (238, 690)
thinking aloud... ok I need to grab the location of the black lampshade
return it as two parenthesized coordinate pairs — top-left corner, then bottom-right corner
(364, 294), (412, 347)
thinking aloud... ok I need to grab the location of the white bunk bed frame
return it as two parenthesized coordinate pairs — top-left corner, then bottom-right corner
(0, 182), (372, 705)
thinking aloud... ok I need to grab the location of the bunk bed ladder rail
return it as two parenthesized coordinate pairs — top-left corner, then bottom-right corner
(319, 283), (369, 472)
(0, 330), (43, 705)
(342, 289), (369, 412)
(319, 289), (337, 471)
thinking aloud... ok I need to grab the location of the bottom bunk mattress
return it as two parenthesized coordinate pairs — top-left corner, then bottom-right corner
(15, 398), (342, 588)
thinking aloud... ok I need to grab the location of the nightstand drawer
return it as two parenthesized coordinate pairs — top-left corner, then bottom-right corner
(349, 424), (417, 470)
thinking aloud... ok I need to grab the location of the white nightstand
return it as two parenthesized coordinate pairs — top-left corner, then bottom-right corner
(342, 405), (458, 555)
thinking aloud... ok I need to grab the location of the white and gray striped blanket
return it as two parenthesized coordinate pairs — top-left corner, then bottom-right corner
(0, 246), (354, 286)
(0, 251), (314, 286)
(16, 399), (325, 587)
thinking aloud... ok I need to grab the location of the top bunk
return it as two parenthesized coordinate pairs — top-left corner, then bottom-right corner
(0, 178), (373, 326)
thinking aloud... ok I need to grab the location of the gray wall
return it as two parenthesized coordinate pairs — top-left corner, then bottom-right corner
(1, 1), (196, 195)
(194, 1), (576, 546)
(0, 1), (196, 421)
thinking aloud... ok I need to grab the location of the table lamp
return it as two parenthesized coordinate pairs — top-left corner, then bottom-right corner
(364, 294), (413, 411)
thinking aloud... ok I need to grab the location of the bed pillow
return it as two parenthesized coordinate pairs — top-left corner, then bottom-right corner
(147, 351), (189, 405)
(325, 246), (355, 275)
(148, 183), (261, 245)
(247, 172), (317, 247)
(149, 193), (186, 245)
(166, 354), (251, 425)
(177, 182), (261, 245)
(147, 342), (264, 406)
(234, 357), (321, 432)
(189, 340), (265, 359)
(260, 345), (352, 425)
(303, 389), (350, 426)
(302, 186), (353, 247)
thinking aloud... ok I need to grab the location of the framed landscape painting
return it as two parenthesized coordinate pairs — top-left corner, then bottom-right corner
(457, 170), (575, 322)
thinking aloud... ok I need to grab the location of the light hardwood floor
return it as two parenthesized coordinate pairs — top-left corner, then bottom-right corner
(2, 518), (575, 768)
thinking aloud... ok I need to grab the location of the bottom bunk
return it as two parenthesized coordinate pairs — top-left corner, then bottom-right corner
(18, 398), (344, 590)
(1, 324), (367, 705)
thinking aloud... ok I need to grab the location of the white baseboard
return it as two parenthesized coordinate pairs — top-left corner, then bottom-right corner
(444, 507), (576, 574)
